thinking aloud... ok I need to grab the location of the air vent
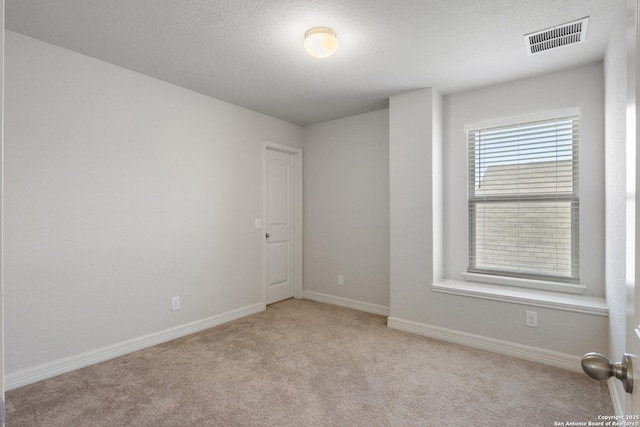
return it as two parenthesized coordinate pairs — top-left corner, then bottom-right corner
(524, 17), (589, 55)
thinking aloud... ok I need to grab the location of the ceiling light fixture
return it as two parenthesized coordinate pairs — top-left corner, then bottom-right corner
(304, 27), (338, 59)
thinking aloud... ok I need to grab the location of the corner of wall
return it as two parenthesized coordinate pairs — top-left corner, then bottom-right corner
(389, 88), (439, 321)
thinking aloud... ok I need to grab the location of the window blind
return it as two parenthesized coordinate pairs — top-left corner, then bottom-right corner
(467, 115), (579, 284)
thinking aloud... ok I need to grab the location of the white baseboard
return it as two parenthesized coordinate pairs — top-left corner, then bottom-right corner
(5, 302), (265, 391)
(302, 290), (390, 316)
(608, 378), (625, 416)
(387, 316), (583, 372)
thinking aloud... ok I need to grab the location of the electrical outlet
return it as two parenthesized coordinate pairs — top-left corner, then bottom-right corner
(337, 275), (344, 286)
(525, 311), (538, 328)
(172, 296), (181, 311)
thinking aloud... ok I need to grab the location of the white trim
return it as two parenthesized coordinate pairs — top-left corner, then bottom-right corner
(303, 290), (390, 317)
(464, 108), (581, 132)
(387, 316), (583, 372)
(262, 141), (303, 304)
(1, 7), (5, 425)
(432, 279), (608, 316)
(462, 272), (586, 295)
(5, 302), (264, 391)
(608, 378), (625, 417)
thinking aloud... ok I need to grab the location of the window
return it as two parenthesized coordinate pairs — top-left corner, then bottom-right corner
(467, 115), (579, 284)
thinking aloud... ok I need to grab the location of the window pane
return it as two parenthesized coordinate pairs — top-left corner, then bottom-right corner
(475, 161), (575, 195)
(470, 200), (576, 279)
(467, 115), (579, 284)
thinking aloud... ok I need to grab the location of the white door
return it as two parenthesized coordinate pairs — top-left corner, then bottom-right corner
(265, 148), (296, 304)
(627, 0), (640, 414)
(575, 1), (640, 412)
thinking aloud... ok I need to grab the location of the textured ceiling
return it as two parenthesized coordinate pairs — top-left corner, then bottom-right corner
(6, 0), (617, 126)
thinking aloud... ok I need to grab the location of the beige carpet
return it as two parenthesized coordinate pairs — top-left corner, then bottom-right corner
(7, 299), (612, 426)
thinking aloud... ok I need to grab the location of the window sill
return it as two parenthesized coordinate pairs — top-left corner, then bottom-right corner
(432, 279), (608, 316)
(461, 272), (586, 295)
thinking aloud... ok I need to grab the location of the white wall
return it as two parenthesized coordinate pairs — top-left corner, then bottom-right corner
(389, 69), (608, 358)
(444, 62), (605, 298)
(389, 88), (441, 321)
(303, 110), (390, 308)
(3, 31), (302, 376)
(603, 0), (628, 405)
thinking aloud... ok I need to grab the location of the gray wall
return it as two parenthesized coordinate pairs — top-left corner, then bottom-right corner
(444, 62), (605, 298)
(387, 68), (608, 358)
(4, 31), (302, 375)
(303, 110), (390, 308)
(304, 65), (609, 357)
(389, 88), (442, 322)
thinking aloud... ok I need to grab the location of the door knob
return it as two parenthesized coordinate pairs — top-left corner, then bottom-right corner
(265, 233), (270, 239)
(581, 352), (633, 393)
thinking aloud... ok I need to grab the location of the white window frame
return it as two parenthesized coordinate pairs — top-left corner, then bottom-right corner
(464, 114), (583, 294)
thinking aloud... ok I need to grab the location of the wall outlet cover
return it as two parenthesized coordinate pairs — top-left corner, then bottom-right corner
(525, 311), (538, 328)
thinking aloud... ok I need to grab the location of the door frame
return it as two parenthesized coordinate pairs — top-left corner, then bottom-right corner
(262, 141), (303, 306)
(627, 0), (640, 415)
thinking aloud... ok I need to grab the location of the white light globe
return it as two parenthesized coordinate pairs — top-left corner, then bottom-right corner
(304, 27), (339, 59)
